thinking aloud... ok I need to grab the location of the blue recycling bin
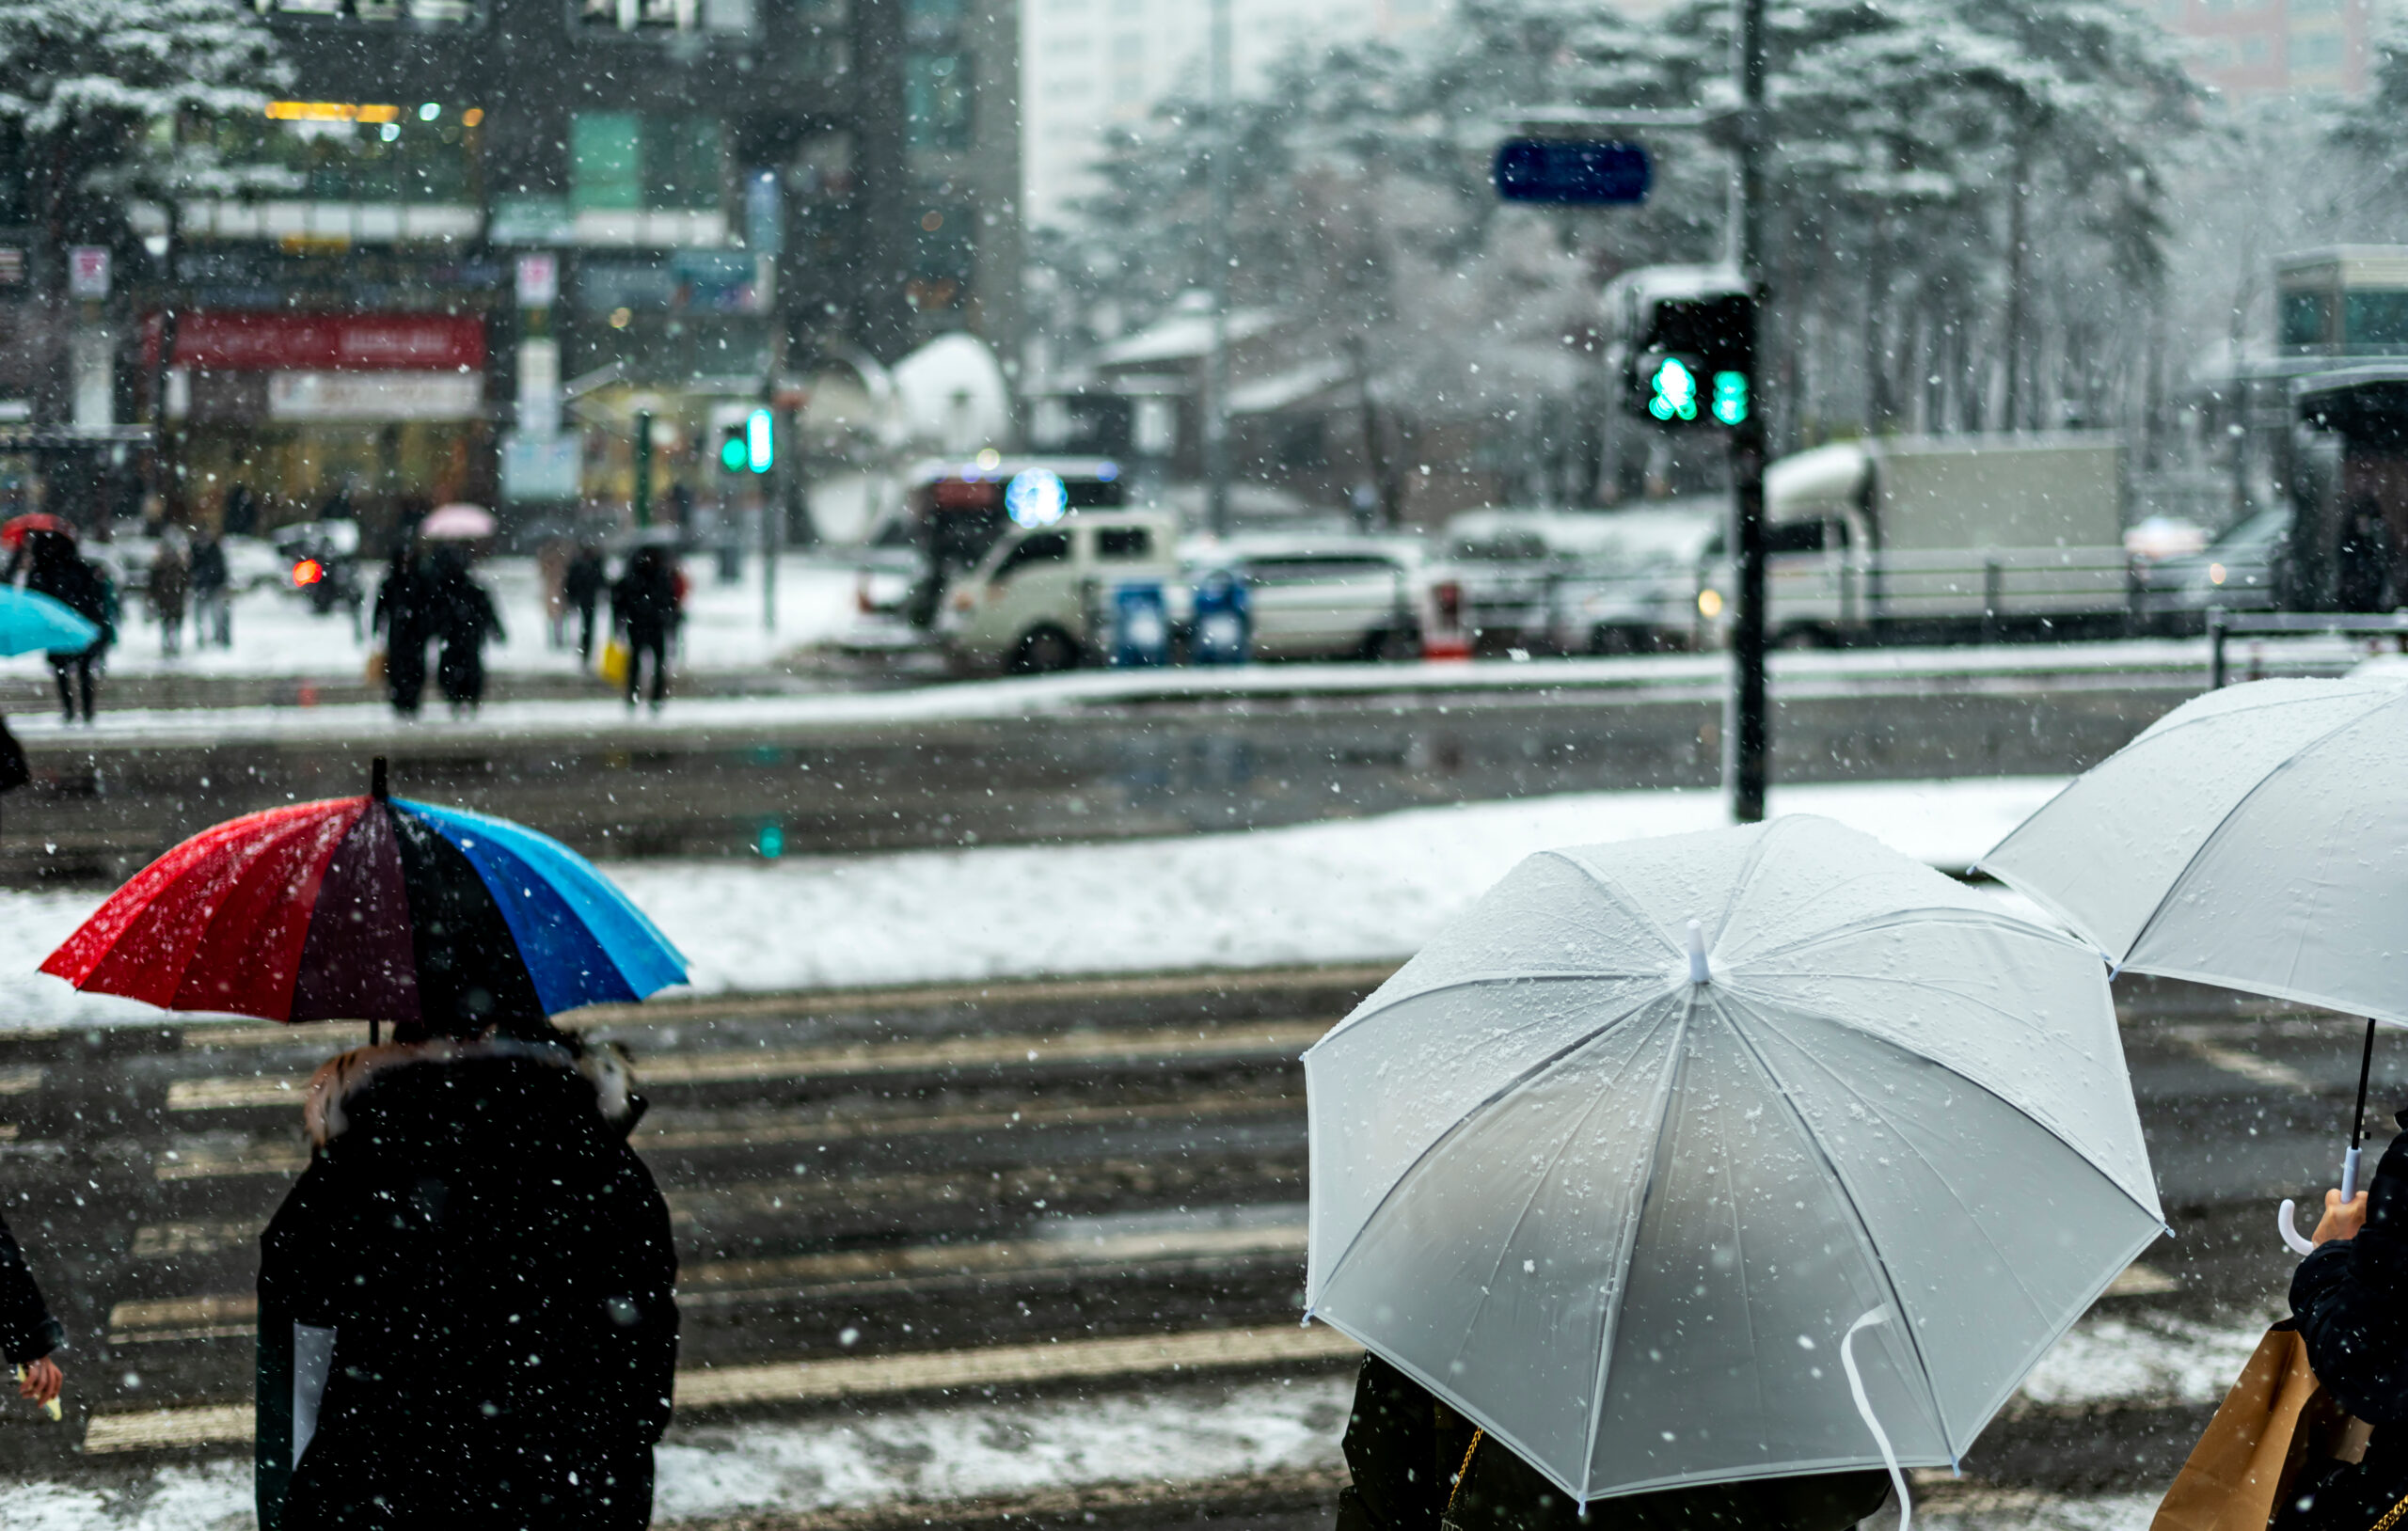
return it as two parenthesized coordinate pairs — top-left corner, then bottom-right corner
(1110, 581), (1171, 668)
(1189, 568), (1250, 665)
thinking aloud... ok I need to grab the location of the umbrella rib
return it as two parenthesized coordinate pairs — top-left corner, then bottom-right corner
(1708, 989), (1954, 1448)
(1706, 815), (1795, 955)
(2099, 690), (2397, 965)
(1544, 850), (1687, 962)
(1314, 971), (1676, 1045)
(1735, 906), (2084, 971)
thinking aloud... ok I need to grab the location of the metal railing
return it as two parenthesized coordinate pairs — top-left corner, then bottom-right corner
(2208, 609), (2408, 687)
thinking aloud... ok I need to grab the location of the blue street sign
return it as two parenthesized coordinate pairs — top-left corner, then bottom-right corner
(1492, 139), (1651, 205)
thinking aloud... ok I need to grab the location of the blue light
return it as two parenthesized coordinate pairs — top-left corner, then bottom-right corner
(1006, 467), (1069, 529)
(1711, 371), (1750, 426)
(1096, 463), (1119, 482)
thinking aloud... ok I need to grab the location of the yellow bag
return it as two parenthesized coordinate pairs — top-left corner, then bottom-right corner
(365, 646), (388, 687)
(598, 638), (631, 688)
(2152, 1324), (2353, 1531)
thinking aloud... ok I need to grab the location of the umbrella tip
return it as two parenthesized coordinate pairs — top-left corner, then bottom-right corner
(1687, 919), (1709, 985)
(371, 756), (388, 801)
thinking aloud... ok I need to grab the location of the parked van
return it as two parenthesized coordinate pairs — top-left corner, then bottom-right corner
(937, 510), (1182, 672)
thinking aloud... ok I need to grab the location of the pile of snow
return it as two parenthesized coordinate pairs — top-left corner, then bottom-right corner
(0, 777), (2064, 1031)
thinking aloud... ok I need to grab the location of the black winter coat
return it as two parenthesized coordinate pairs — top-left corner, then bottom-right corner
(256, 1041), (677, 1531)
(1336, 1355), (1891, 1531)
(2293, 1118), (2408, 1426)
(0, 1212), (64, 1365)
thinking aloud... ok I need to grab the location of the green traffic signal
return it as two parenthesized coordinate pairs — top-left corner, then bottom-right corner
(1647, 357), (1699, 421)
(1712, 371), (1749, 426)
(721, 432), (747, 471)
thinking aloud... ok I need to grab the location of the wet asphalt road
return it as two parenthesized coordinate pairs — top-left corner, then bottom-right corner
(0, 963), (2387, 1514)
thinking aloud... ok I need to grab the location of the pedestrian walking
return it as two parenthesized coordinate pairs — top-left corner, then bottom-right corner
(564, 542), (609, 663)
(610, 545), (679, 710)
(149, 537), (189, 656)
(372, 546), (432, 718)
(431, 545), (504, 715)
(0, 1208), (65, 1420)
(20, 532), (112, 723)
(257, 1026), (676, 1531)
(538, 536), (573, 649)
(188, 531), (231, 648)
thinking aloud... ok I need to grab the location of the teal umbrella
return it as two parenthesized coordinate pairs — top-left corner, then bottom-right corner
(0, 588), (99, 656)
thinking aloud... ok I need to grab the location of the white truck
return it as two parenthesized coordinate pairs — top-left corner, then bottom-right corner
(937, 509), (1185, 672)
(1703, 432), (2136, 646)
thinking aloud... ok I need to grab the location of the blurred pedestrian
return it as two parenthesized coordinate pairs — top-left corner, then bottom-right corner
(1336, 1353), (1888, 1531)
(21, 532), (111, 723)
(564, 542), (609, 663)
(149, 537), (189, 656)
(538, 537), (573, 649)
(0, 711), (24, 840)
(372, 545), (431, 718)
(0, 1207), (65, 1419)
(258, 1025), (675, 1530)
(610, 545), (679, 710)
(430, 545), (504, 715)
(189, 531), (231, 649)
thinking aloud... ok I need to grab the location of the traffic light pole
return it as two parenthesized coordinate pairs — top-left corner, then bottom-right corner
(1727, 0), (1770, 824)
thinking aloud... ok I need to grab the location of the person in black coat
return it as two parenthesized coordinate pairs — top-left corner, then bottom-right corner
(0, 1211), (65, 1414)
(564, 544), (609, 663)
(610, 546), (680, 710)
(19, 532), (112, 723)
(1336, 1354), (1890, 1531)
(2278, 1120), (2408, 1531)
(256, 1027), (675, 1531)
(372, 546), (432, 717)
(428, 546), (505, 715)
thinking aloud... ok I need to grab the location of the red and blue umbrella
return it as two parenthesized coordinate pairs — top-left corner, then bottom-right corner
(40, 761), (686, 1033)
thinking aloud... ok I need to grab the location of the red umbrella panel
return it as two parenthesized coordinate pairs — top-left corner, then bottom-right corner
(41, 789), (686, 1032)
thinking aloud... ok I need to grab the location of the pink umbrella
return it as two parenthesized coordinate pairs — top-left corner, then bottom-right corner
(420, 503), (498, 541)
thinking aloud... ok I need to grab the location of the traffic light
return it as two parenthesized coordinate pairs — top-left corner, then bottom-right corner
(719, 423), (748, 472)
(1622, 284), (1756, 430)
(745, 408), (773, 473)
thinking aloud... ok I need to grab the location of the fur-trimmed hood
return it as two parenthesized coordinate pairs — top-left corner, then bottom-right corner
(304, 1035), (641, 1148)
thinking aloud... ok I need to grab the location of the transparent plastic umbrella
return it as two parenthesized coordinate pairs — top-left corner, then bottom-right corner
(1981, 676), (2408, 1235)
(1303, 815), (2162, 1507)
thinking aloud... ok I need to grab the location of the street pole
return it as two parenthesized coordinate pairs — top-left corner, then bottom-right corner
(632, 409), (654, 529)
(1727, 0), (1770, 824)
(1202, 0), (1233, 538)
(762, 323), (786, 634)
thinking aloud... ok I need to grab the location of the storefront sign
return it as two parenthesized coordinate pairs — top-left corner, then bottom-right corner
(161, 312), (487, 372)
(500, 430), (582, 500)
(267, 370), (484, 420)
(68, 247), (109, 299)
(515, 253), (558, 308)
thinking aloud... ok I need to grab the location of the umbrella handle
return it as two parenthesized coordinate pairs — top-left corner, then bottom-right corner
(2278, 1199), (2318, 1256)
(2343, 1146), (2364, 1204)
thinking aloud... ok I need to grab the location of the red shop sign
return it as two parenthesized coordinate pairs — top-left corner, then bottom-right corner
(148, 311), (488, 372)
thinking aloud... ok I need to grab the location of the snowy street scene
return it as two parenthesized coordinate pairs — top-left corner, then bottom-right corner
(8, 0), (2408, 1526)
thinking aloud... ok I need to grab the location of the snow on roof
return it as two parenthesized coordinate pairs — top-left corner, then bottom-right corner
(1092, 308), (1284, 368)
(1228, 358), (1353, 416)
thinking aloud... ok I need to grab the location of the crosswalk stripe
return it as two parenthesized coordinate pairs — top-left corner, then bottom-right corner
(79, 1322), (1366, 1454)
(162, 1020), (1327, 1113)
(105, 1221), (1311, 1343)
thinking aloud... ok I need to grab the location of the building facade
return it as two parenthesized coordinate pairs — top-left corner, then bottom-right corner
(76, 0), (1018, 538)
(2147, 0), (2380, 99)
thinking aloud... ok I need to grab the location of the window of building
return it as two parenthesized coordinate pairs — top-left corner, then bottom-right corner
(2281, 290), (2335, 347)
(2293, 32), (2346, 68)
(199, 106), (483, 206)
(571, 113), (644, 210)
(647, 117), (724, 209)
(905, 53), (973, 150)
(2344, 291), (2408, 347)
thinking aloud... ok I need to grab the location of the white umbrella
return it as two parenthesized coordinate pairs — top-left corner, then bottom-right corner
(1981, 675), (2408, 1226)
(1305, 815), (2162, 1507)
(420, 503), (498, 541)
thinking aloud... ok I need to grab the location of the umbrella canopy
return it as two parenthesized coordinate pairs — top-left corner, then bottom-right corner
(420, 503), (498, 541)
(0, 587), (100, 657)
(0, 513), (72, 550)
(1983, 677), (2408, 1023)
(1304, 815), (2162, 1506)
(40, 766), (686, 1030)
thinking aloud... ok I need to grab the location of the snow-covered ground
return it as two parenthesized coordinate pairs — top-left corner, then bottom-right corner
(2, 555), (859, 682)
(0, 776), (2066, 1030)
(0, 1303), (2273, 1530)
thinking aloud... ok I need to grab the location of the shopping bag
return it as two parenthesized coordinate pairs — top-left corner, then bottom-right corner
(364, 646), (387, 687)
(2153, 1323), (2343, 1531)
(598, 638), (631, 689)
